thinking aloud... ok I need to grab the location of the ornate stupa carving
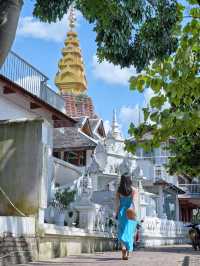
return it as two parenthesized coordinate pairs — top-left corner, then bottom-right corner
(55, 7), (94, 118)
(111, 109), (123, 140)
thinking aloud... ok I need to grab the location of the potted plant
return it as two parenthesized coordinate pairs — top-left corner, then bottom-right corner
(51, 188), (76, 226)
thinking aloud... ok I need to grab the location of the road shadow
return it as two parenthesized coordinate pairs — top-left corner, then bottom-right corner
(141, 246), (200, 256)
(19, 256), (122, 265)
(182, 256), (190, 266)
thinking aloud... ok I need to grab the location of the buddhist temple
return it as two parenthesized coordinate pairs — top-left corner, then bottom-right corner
(1, 2), (200, 262)
(55, 8), (95, 118)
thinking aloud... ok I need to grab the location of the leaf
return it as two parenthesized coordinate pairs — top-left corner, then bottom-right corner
(129, 76), (138, 91)
(150, 112), (159, 123)
(190, 8), (200, 19)
(130, 75), (146, 92)
(143, 107), (150, 122)
(150, 95), (166, 109)
(188, 0), (199, 5)
(150, 78), (163, 93)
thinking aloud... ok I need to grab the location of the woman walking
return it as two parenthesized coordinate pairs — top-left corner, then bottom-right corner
(115, 174), (137, 260)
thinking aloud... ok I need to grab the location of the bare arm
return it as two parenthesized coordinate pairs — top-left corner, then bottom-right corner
(131, 186), (137, 206)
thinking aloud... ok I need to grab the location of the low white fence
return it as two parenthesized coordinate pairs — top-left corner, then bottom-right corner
(141, 217), (189, 247)
(42, 223), (115, 238)
(0, 216), (35, 237)
(0, 216), (189, 247)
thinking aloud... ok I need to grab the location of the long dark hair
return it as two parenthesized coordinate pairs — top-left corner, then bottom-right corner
(118, 174), (132, 196)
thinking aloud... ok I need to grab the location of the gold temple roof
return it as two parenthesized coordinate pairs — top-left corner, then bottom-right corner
(55, 8), (87, 95)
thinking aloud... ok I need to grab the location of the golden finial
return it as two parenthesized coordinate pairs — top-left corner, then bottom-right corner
(69, 6), (76, 31)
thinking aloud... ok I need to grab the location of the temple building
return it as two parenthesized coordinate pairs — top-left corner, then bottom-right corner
(53, 8), (105, 174)
(52, 8), (200, 230)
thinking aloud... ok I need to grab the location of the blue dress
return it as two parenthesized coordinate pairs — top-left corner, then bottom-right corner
(117, 194), (137, 251)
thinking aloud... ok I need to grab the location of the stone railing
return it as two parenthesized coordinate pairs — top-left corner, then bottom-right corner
(42, 222), (116, 238)
(44, 204), (117, 235)
(179, 184), (200, 196)
(0, 216), (35, 237)
(141, 217), (188, 247)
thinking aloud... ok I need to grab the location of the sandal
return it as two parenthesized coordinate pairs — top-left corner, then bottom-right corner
(126, 251), (129, 260)
(122, 247), (127, 260)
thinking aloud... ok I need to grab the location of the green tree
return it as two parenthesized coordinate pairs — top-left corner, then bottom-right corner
(126, 0), (200, 178)
(1, 0), (179, 71)
(167, 134), (200, 178)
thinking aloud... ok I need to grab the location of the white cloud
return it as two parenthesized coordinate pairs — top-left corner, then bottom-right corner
(117, 89), (157, 132)
(92, 55), (136, 86)
(118, 87), (170, 132)
(119, 105), (144, 129)
(17, 11), (82, 42)
(103, 120), (111, 134)
(144, 88), (155, 106)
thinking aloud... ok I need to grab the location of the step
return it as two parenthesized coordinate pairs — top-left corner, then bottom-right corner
(0, 247), (30, 255)
(0, 251), (32, 265)
(0, 241), (29, 248)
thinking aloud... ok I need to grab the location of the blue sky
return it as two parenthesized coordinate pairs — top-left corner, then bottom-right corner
(12, 0), (151, 135)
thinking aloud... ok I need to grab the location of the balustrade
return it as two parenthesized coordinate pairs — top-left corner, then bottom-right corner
(141, 217), (188, 246)
(179, 184), (200, 195)
(0, 51), (65, 113)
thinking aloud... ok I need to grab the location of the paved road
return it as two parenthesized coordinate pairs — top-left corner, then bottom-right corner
(19, 245), (200, 266)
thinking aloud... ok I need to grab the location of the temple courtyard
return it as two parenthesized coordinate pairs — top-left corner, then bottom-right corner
(18, 246), (200, 266)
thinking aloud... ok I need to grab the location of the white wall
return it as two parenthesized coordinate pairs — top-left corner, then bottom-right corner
(137, 159), (154, 180)
(53, 157), (81, 187)
(86, 150), (93, 165)
(0, 88), (54, 221)
(0, 96), (35, 120)
(41, 121), (54, 208)
(0, 85), (53, 123)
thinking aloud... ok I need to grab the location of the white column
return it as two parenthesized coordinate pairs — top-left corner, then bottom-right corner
(158, 186), (164, 218)
(38, 208), (45, 225)
(91, 174), (98, 191)
(175, 193), (180, 221)
(135, 181), (141, 220)
(75, 204), (96, 232)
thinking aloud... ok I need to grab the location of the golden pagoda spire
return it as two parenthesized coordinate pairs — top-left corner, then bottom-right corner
(69, 6), (76, 31)
(55, 6), (87, 95)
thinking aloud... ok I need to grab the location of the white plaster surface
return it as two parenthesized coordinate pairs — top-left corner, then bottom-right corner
(0, 96), (35, 120)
